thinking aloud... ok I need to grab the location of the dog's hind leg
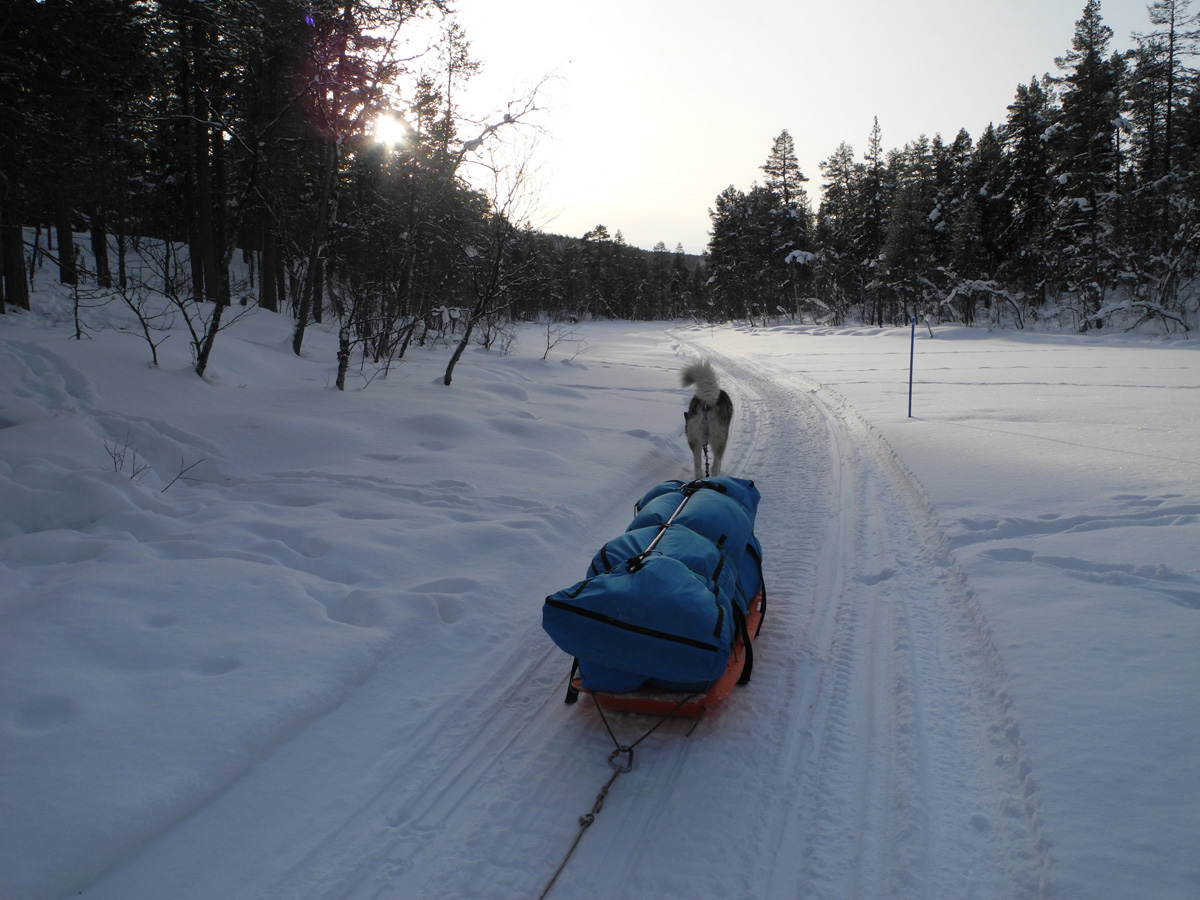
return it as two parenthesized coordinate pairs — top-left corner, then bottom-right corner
(708, 424), (728, 477)
(691, 442), (705, 480)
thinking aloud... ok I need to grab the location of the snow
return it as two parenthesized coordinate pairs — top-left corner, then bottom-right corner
(1, 281), (1197, 900)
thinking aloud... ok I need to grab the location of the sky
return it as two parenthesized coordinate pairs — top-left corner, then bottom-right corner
(450, 0), (1152, 254)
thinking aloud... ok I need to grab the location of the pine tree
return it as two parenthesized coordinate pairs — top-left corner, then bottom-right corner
(858, 117), (889, 264)
(759, 131), (813, 311)
(1126, 0), (1200, 264)
(816, 141), (861, 322)
(878, 181), (933, 321)
(937, 126), (1009, 324)
(967, 124), (1010, 279)
(761, 130), (811, 211)
(1139, 0), (1200, 177)
(1122, 2), (1200, 320)
(1000, 76), (1056, 301)
(1048, 0), (1124, 316)
(856, 118), (891, 322)
(877, 137), (938, 324)
(706, 186), (752, 320)
(706, 185), (788, 321)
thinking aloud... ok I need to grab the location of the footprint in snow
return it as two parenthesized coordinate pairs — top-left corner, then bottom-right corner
(192, 656), (242, 676)
(981, 548), (1199, 609)
(855, 567), (897, 586)
(9, 695), (80, 734)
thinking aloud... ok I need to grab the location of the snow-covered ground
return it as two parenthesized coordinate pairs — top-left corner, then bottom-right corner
(1, 286), (1196, 900)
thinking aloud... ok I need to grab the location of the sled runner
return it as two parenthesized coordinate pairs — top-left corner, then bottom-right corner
(542, 477), (766, 718)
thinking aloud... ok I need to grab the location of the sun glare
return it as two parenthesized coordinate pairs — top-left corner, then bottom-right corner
(372, 114), (407, 148)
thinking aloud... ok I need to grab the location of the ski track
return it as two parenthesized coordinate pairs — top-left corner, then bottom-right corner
(394, 337), (1054, 899)
(80, 339), (1052, 900)
(675, 340), (1053, 900)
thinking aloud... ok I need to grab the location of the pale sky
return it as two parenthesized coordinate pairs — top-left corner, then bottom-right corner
(451, 0), (1151, 254)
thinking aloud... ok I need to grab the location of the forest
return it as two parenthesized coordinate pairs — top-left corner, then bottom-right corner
(710, 0), (1199, 333)
(1, 0), (1197, 383)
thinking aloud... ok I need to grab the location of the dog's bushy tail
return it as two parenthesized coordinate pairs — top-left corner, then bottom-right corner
(681, 360), (721, 405)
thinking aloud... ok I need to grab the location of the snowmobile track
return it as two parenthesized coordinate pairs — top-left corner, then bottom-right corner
(675, 339), (1053, 900)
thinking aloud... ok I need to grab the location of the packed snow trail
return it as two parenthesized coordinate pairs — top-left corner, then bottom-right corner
(78, 337), (1050, 900)
(669, 338), (1052, 899)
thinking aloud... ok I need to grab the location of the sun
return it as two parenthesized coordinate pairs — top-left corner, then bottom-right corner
(371, 114), (408, 148)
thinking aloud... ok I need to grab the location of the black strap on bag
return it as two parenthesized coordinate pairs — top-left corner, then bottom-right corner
(564, 657), (581, 704)
(732, 604), (754, 685)
(746, 541), (766, 636)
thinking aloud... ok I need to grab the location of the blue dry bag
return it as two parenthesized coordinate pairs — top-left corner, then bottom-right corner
(542, 477), (763, 693)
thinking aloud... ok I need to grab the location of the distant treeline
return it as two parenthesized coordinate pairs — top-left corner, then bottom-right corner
(710, 0), (1199, 333)
(1, 0), (1196, 353)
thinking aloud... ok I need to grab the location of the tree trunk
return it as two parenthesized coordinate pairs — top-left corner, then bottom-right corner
(195, 300), (225, 378)
(260, 225), (279, 312)
(0, 197), (26, 311)
(335, 323), (351, 390)
(27, 223), (41, 285)
(193, 106), (218, 303)
(91, 214), (111, 288)
(56, 205), (77, 286)
(292, 138), (339, 355)
(210, 90), (231, 307)
(0, 223), (28, 312)
(313, 255), (325, 324)
(181, 10), (217, 305)
(116, 229), (127, 291)
(442, 316), (478, 386)
(277, 251), (289, 312)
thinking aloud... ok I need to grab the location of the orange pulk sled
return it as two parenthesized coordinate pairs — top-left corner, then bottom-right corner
(542, 477), (765, 718)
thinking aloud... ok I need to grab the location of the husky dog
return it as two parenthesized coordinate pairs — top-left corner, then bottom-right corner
(681, 360), (733, 480)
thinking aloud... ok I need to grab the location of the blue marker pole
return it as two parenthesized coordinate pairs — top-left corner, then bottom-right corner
(908, 316), (915, 418)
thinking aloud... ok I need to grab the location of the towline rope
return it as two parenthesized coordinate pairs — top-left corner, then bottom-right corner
(537, 693), (700, 899)
(537, 766), (621, 900)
